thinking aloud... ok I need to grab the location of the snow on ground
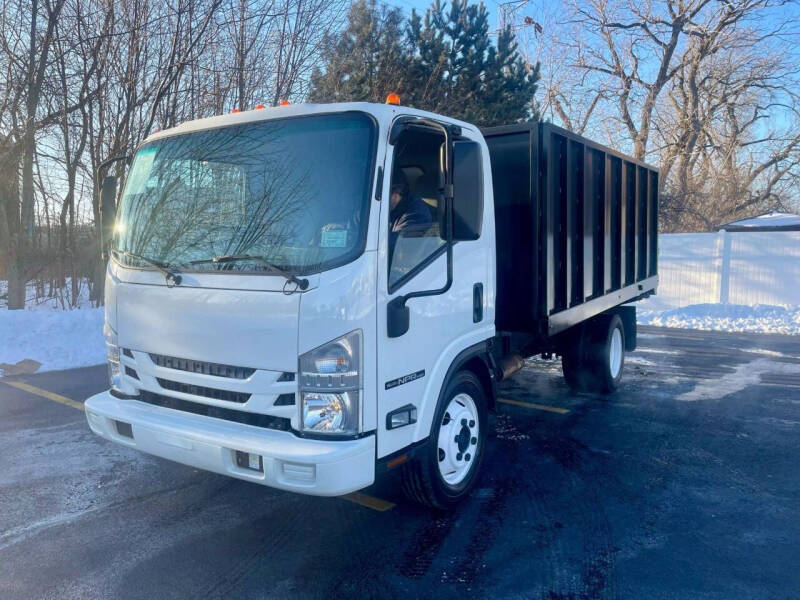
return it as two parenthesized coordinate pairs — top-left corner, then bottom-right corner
(0, 280), (105, 376)
(1, 277), (797, 377)
(0, 279), (96, 311)
(636, 303), (800, 336)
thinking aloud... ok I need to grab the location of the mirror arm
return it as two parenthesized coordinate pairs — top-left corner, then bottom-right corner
(389, 116), (461, 145)
(96, 154), (130, 177)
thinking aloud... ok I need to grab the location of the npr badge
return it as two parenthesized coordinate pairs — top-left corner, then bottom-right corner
(385, 370), (425, 390)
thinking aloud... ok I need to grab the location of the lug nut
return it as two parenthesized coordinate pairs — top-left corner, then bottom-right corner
(456, 453), (462, 461)
(461, 418), (467, 426)
(471, 436), (477, 445)
(465, 453), (471, 461)
(469, 420), (475, 428)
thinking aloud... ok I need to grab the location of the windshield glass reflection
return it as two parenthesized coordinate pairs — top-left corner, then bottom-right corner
(113, 112), (376, 273)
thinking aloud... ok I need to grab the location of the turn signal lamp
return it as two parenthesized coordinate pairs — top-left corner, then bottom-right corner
(386, 93), (401, 105)
(232, 108), (240, 113)
(280, 100), (291, 106)
(255, 104), (265, 110)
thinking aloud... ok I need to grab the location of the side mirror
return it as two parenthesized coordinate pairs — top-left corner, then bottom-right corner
(451, 141), (483, 241)
(101, 175), (118, 217)
(387, 296), (410, 338)
(100, 175), (118, 259)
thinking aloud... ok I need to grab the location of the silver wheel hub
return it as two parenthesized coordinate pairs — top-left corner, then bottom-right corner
(437, 393), (479, 485)
(609, 327), (623, 379)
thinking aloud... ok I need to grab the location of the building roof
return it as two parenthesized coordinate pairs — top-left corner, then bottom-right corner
(720, 211), (800, 232)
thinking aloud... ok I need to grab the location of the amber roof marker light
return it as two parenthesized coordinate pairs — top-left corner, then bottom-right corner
(385, 93), (401, 105)
(280, 100), (290, 106)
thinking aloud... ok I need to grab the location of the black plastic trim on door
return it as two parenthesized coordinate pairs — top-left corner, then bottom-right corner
(473, 283), (484, 322)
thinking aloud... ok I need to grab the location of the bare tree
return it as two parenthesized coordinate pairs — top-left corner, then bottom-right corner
(656, 15), (800, 230)
(0, 0), (68, 308)
(0, 0), (354, 309)
(531, 0), (800, 231)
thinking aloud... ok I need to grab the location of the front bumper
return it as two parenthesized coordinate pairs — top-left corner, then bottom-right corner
(85, 391), (375, 496)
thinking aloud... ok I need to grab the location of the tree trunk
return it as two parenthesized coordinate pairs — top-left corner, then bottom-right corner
(5, 257), (27, 309)
(0, 143), (26, 310)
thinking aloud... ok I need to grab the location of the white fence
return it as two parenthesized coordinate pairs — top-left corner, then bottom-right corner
(639, 231), (800, 312)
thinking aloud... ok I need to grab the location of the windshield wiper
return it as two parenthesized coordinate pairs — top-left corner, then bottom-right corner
(113, 249), (182, 287)
(188, 254), (309, 290)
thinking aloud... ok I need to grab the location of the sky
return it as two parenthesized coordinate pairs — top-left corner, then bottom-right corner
(390, 0), (502, 30)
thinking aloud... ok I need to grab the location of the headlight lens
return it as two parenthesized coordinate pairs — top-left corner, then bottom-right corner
(299, 330), (362, 434)
(301, 391), (359, 433)
(104, 322), (122, 392)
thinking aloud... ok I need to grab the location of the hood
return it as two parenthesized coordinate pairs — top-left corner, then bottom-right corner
(116, 281), (299, 372)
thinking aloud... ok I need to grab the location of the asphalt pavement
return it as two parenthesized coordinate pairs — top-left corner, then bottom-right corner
(1, 326), (799, 599)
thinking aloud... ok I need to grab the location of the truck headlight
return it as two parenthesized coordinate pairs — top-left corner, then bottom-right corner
(299, 330), (362, 435)
(104, 322), (122, 392)
(301, 391), (360, 433)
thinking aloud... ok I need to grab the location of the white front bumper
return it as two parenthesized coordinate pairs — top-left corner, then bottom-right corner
(85, 392), (375, 496)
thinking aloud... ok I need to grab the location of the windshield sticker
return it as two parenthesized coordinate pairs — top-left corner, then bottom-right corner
(320, 229), (348, 248)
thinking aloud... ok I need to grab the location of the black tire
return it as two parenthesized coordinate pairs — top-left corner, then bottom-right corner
(561, 314), (625, 394)
(401, 370), (488, 509)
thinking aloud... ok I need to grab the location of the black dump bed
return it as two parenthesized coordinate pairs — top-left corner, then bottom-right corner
(483, 122), (658, 340)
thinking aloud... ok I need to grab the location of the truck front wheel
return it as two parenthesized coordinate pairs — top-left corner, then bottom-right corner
(562, 313), (625, 394)
(401, 370), (487, 509)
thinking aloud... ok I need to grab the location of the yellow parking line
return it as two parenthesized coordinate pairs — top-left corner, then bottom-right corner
(342, 491), (396, 512)
(1, 381), (84, 411)
(497, 397), (569, 414)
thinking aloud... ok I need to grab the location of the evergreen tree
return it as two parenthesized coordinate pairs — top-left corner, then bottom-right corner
(309, 0), (408, 104)
(309, 0), (539, 126)
(405, 0), (539, 126)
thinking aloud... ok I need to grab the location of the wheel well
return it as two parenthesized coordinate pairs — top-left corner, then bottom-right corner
(460, 356), (496, 410)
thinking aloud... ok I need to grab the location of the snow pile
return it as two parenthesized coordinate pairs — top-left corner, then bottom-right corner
(0, 280), (105, 375)
(637, 303), (800, 335)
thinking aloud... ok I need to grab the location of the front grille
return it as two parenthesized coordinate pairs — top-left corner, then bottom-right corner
(139, 391), (291, 432)
(156, 378), (251, 403)
(274, 393), (295, 406)
(149, 353), (256, 380)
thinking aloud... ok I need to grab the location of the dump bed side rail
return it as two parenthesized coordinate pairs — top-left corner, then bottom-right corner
(484, 122), (658, 339)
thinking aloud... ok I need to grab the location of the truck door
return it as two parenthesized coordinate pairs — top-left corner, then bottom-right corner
(376, 118), (494, 459)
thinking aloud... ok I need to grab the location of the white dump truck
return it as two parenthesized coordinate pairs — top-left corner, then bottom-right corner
(85, 99), (658, 508)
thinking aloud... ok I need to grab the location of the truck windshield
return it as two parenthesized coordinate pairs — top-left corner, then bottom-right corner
(113, 112), (376, 274)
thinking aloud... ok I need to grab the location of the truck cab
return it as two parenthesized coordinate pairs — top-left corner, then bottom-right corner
(86, 101), (497, 507)
(86, 100), (657, 508)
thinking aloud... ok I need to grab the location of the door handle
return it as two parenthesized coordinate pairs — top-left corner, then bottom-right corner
(473, 283), (483, 323)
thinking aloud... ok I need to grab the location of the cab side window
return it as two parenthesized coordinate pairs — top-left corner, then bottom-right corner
(388, 128), (446, 289)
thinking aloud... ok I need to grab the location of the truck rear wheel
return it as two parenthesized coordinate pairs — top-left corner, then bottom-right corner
(562, 314), (625, 394)
(401, 370), (487, 509)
